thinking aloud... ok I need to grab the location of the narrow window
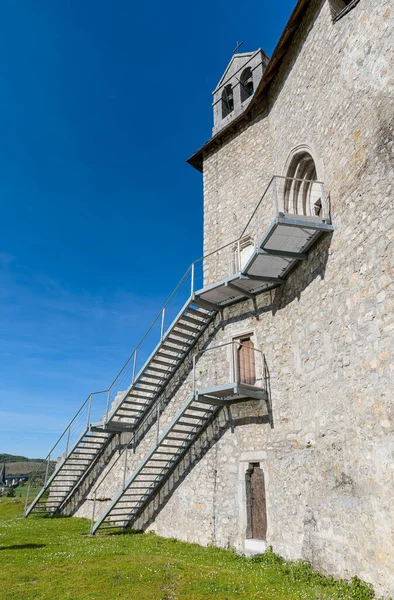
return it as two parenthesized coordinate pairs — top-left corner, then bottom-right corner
(245, 463), (267, 540)
(328, 0), (360, 21)
(237, 337), (256, 385)
(222, 84), (234, 119)
(230, 235), (254, 274)
(240, 67), (254, 103)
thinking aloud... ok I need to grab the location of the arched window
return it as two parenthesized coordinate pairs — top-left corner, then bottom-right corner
(284, 151), (322, 217)
(221, 84), (234, 119)
(240, 67), (254, 103)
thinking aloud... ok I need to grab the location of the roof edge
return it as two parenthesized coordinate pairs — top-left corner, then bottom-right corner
(187, 0), (312, 173)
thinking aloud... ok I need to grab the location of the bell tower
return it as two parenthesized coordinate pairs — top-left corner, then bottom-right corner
(212, 49), (269, 136)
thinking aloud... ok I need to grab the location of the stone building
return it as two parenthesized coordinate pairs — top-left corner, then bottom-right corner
(25, 0), (394, 595)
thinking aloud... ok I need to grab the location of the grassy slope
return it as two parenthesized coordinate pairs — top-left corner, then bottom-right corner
(0, 498), (378, 600)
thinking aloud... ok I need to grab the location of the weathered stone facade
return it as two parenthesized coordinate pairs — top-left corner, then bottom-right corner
(73, 0), (394, 595)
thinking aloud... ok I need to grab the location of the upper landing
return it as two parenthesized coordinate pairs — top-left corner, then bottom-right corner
(212, 49), (270, 136)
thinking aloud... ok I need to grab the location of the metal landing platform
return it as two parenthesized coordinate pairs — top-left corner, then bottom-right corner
(194, 213), (334, 307)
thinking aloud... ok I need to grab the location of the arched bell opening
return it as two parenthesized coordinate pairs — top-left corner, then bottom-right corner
(240, 67), (254, 103)
(222, 84), (234, 119)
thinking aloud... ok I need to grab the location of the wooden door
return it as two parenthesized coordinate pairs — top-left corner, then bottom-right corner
(245, 465), (267, 540)
(237, 338), (256, 385)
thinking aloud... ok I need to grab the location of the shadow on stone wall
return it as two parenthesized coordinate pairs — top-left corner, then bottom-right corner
(270, 231), (333, 315)
(133, 404), (271, 534)
(224, 232), (333, 323)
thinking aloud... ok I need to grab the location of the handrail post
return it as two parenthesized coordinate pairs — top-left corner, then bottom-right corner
(232, 341), (236, 384)
(273, 177), (279, 218)
(44, 453), (51, 486)
(192, 354), (196, 394)
(156, 404), (160, 444)
(24, 482), (31, 516)
(320, 182), (329, 223)
(90, 491), (97, 534)
(160, 308), (165, 341)
(191, 262), (195, 296)
(132, 350), (137, 384)
(65, 425), (71, 457)
(123, 445), (128, 490)
(105, 390), (111, 424)
(86, 394), (93, 429)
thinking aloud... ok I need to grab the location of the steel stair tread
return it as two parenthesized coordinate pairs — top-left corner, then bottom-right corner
(184, 307), (210, 318)
(149, 358), (176, 368)
(155, 351), (182, 360)
(179, 314), (206, 326)
(134, 382), (159, 389)
(145, 365), (174, 374)
(174, 323), (201, 334)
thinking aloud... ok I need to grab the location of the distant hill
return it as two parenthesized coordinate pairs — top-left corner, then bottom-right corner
(0, 454), (49, 478)
(0, 453), (42, 464)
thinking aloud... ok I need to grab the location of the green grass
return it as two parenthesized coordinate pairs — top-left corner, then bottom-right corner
(6, 485), (42, 500)
(0, 498), (380, 600)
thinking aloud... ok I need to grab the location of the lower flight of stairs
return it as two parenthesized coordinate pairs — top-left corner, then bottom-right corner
(91, 382), (267, 534)
(25, 430), (112, 516)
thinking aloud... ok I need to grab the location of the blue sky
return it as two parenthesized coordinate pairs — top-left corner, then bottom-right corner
(0, 0), (296, 458)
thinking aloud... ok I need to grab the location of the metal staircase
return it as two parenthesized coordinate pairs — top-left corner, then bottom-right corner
(104, 300), (215, 431)
(26, 429), (112, 516)
(25, 175), (333, 520)
(24, 300), (216, 517)
(91, 380), (267, 534)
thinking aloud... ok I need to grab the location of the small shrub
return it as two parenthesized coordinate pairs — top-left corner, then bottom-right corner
(250, 546), (284, 565)
(348, 576), (375, 600)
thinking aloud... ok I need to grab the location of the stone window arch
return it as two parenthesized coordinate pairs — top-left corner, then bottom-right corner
(283, 149), (323, 217)
(222, 84), (234, 119)
(240, 67), (254, 103)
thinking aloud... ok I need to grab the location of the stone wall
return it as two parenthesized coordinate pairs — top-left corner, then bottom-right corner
(73, 0), (394, 595)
